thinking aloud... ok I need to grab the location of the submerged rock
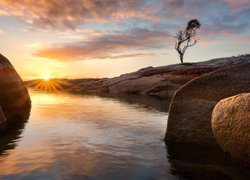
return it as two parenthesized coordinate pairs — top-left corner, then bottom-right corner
(165, 61), (250, 145)
(0, 54), (31, 133)
(212, 93), (250, 167)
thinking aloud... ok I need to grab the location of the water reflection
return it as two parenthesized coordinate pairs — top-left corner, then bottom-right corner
(0, 107), (30, 156)
(0, 90), (178, 179)
(0, 124), (26, 156)
(1, 90), (248, 179)
(96, 93), (172, 113)
(167, 142), (250, 179)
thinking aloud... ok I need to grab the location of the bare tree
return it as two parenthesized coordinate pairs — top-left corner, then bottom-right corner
(175, 19), (201, 63)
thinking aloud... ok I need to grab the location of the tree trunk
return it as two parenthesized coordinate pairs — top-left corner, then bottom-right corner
(180, 54), (183, 64)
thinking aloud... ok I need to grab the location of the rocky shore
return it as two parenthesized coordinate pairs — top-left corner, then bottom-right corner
(27, 54), (250, 99)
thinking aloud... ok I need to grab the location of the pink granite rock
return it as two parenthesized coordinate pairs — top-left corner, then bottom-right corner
(212, 93), (250, 167)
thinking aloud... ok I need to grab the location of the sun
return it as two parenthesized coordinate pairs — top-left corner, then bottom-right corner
(42, 74), (53, 81)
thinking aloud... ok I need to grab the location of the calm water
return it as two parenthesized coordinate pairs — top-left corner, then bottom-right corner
(0, 90), (178, 179)
(0, 90), (249, 180)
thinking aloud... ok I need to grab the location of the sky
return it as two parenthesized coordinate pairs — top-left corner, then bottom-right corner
(0, 0), (250, 80)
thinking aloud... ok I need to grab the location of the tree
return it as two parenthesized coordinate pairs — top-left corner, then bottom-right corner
(175, 19), (201, 63)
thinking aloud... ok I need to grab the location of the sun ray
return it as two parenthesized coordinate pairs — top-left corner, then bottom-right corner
(28, 78), (73, 92)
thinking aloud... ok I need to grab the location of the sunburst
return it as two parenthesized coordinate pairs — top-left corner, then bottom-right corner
(27, 78), (72, 91)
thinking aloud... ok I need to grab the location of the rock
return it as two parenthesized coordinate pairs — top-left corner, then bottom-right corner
(165, 62), (250, 145)
(0, 54), (31, 132)
(211, 93), (250, 167)
(0, 106), (6, 131)
(107, 55), (250, 97)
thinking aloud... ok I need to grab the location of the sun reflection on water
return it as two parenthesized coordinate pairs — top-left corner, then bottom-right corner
(0, 90), (173, 179)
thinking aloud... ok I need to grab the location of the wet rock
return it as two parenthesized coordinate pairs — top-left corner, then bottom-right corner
(212, 93), (250, 167)
(165, 61), (250, 145)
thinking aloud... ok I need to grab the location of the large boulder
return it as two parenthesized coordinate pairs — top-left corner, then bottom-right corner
(0, 54), (31, 132)
(165, 61), (250, 145)
(212, 93), (250, 167)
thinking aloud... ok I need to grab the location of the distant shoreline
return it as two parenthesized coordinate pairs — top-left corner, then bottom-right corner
(26, 54), (250, 99)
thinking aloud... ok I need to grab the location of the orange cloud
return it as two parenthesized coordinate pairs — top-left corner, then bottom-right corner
(0, 0), (159, 29)
(34, 29), (171, 61)
(233, 37), (250, 43)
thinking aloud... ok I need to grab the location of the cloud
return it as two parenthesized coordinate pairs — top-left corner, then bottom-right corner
(34, 29), (172, 61)
(94, 53), (157, 60)
(1, 0), (250, 36)
(233, 37), (250, 43)
(0, 0), (159, 29)
(1, 0), (249, 51)
(59, 29), (103, 40)
(159, 0), (196, 18)
(224, 0), (250, 11)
